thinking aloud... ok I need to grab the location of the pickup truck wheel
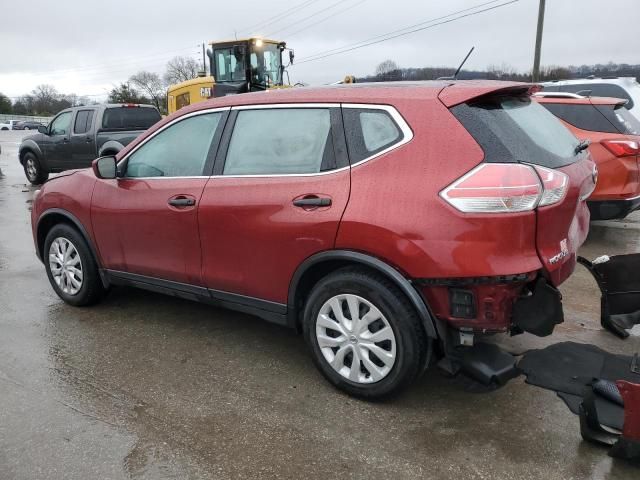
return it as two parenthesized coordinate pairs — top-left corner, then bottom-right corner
(23, 152), (48, 185)
(303, 267), (430, 399)
(44, 224), (105, 306)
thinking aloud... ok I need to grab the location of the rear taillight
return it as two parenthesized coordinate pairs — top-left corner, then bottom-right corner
(534, 165), (568, 206)
(601, 139), (640, 157)
(440, 163), (568, 213)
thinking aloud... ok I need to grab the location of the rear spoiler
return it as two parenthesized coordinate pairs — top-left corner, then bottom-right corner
(438, 82), (541, 108)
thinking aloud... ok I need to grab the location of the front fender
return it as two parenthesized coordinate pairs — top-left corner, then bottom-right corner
(19, 139), (44, 165)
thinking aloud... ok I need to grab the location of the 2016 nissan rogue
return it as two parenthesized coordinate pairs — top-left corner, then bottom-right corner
(31, 81), (597, 398)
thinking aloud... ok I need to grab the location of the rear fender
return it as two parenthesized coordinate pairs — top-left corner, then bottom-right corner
(98, 140), (125, 156)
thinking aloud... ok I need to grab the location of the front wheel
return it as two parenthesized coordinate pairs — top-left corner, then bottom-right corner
(303, 267), (431, 399)
(23, 152), (49, 185)
(24, 126), (30, 131)
(44, 224), (106, 306)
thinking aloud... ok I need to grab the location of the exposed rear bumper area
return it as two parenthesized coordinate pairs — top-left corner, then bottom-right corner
(588, 195), (640, 220)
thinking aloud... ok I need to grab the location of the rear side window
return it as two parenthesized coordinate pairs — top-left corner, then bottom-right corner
(560, 83), (634, 110)
(540, 103), (618, 133)
(102, 107), (161, 130)
(73, 109), (95, 134)
(343, 108), (403, 163)
(451, 95), (580, 169)
(595, 104), (640, 135)
(223, 108), (334, 175)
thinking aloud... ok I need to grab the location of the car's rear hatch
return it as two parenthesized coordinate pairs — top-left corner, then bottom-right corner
(441, 83), (596, 286)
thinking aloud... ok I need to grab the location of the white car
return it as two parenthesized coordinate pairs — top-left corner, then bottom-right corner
(541, 77), (640, 121)
(0, 122), (11, 131)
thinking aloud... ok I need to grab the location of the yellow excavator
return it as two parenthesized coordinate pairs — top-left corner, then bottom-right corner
(167, 37), (293, 114)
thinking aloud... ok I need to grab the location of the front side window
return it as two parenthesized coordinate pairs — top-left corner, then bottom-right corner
(126, 112), (223, 178)
(50, 111), (72, 136)
(224, 108), (334, 175)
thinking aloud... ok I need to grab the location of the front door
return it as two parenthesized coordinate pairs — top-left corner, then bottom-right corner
(199, 106), (351, 304)
(43, 110), (73, 171)
(91, 110), (227, 285)
(70, 109), (97, 167)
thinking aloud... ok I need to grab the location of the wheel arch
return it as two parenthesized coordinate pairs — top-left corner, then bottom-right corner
(288, 250), (438, 339)
(36, 209), (108, 287)
(98, 141), (124, 157)
(19, 141), (44, 165)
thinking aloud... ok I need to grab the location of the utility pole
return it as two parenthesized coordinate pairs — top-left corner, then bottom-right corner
(532, 0), (546, 82)
(202, 42), (207, 75)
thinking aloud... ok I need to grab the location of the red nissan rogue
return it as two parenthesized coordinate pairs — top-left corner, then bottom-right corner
(31, 81), (596, 398)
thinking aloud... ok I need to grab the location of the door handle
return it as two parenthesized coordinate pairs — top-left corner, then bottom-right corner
(86, 137), (93, 143)
(168, 197), (196, 207)
(62, 138), (70, 143)
(293, 196), (332, 207)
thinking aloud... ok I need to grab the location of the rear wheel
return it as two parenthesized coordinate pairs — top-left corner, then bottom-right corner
(303, 267), (430, 399)
(44, 224), (105, 306)
(23, 152), (48, 185)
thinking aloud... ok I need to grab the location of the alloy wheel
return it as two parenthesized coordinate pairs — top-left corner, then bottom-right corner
(48, 237), (83, 295)
(25, 158), (37, 181)
(315, 294), (397, 384)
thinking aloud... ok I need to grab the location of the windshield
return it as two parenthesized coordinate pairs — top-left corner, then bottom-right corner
(250, 43), (282, 86)
(452, 95), (581, 169)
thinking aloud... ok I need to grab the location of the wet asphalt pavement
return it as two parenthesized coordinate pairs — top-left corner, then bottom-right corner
(1, 129), (639, 479)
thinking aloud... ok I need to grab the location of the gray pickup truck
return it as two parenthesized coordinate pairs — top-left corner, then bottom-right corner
(19, 104), (161, 184)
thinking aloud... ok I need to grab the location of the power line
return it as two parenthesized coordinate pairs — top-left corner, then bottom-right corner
(237, 0), (321, 36)
(265, 0), (347, 37)
(298, 0), (506, 63)
(295, 0), (519, 65)
(284, 0), (368, 39)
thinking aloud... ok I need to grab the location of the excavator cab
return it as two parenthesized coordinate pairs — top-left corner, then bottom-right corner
(207, 38), (291, 97)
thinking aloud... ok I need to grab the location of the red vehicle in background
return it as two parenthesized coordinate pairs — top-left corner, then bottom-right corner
(31, 81), (597, 397)
(535, 92), (640, 220)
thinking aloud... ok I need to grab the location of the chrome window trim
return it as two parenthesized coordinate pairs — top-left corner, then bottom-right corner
(116, 107), (231, 178)
(118, 103), (413, 180)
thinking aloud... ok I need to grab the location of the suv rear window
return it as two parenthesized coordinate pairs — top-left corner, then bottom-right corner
(451, 95), (580, 169)
(101, 107), (161, 131)
(540, 103), (618, 133)
(556, 83), (635, 110)
(595, 104), (640, 135)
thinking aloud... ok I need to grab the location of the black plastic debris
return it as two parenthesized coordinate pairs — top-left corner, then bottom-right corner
(578, 254), (640, 338)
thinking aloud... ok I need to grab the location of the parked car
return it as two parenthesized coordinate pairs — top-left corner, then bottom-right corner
(534, 92), (640, 220)
(31, 81), (596, 398)
(541, 77), (640, 121)
(13, 120), (44, 130)
(0, 122), (10, 130)
(19, 104), (162, 184)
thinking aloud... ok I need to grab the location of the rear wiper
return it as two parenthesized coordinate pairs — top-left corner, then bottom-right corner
(575, 139), (590, 155)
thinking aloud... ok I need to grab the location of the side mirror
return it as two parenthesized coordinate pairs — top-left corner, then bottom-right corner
(37, 125), (48, 134)
(92, 156), (117, 179)
(289, 49), (295, 64)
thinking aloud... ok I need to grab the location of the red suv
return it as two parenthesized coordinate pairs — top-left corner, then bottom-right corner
(32, 82), (596, 398)
(534, 92), (640, 220)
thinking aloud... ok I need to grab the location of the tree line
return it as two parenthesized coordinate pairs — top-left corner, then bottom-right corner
(0, 56), (203, 116)
(361, 60), (640, 83)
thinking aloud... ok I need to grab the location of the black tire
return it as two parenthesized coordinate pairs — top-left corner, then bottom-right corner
(24, 126), (30, 131)
(44, 224), (105, 306)
(303, 267), (431, 399)
(23, 152), (49, 185)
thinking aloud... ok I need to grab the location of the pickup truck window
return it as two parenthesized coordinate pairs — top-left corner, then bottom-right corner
(73, 110), (95, 134)
(50, 112), (72, 136)
(101, 107), (161, 131)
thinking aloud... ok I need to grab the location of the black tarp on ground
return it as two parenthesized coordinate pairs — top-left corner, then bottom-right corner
(518, 342), (640, 430)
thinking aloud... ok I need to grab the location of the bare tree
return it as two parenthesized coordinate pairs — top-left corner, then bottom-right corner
(375, 60), (400, 77)
(164, 56), (201, 85)
(129, 71), (166, 113)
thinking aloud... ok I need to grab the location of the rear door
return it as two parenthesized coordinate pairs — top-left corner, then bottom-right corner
(91, 109), (228, 285)
(70, 108), (97, 167)
(198, 105), (350, 304)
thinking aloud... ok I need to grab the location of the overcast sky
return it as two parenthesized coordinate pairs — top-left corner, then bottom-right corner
(0, 0), (637, 100)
